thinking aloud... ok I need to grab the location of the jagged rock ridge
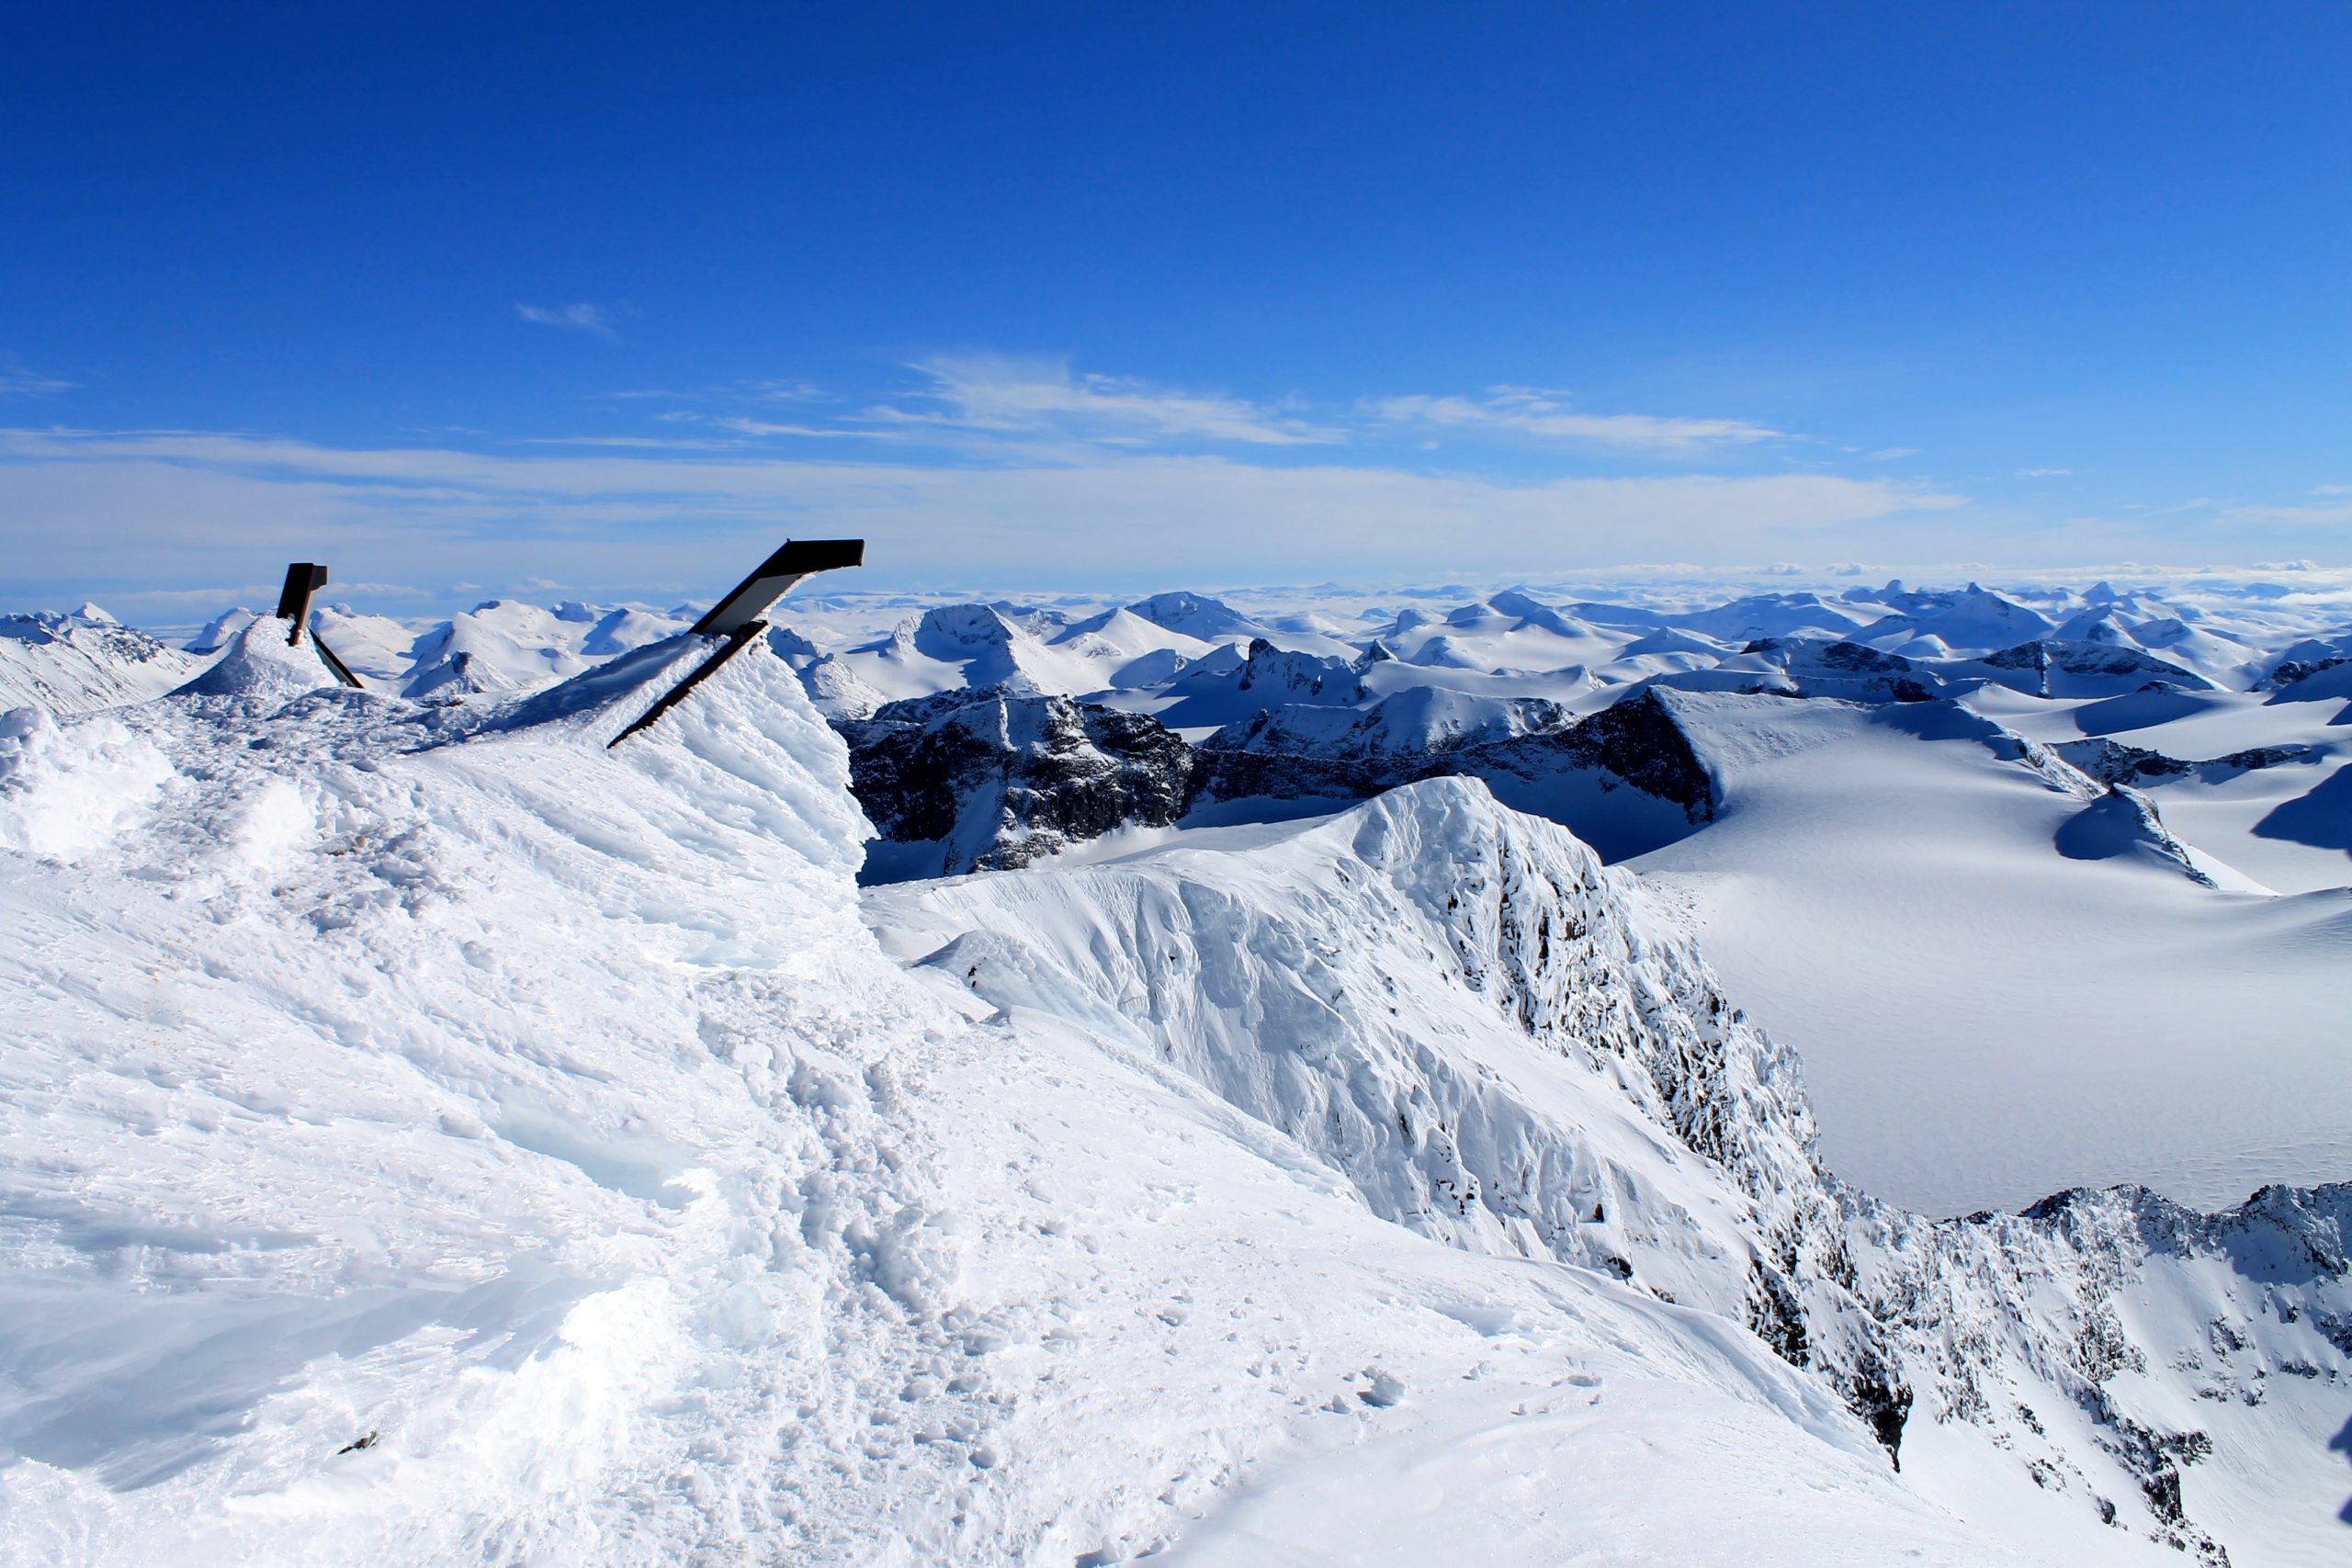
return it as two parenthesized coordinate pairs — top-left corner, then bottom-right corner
(841, 688), (1194, 878)
(838, 685), (1722, 878)
(877, 775), (2350, 1562)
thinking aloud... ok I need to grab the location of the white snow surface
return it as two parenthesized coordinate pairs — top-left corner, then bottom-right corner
(0, 609), (201, 716)
(15, 575), (2352, 1217)
(1630, 690), (2352, 1215)
(0, 628), (2345, 1564)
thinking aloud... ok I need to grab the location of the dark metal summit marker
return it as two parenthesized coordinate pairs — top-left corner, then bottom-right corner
(277, 563), (329, 645)
(275, 561), (366, 688)
(608, 537), (865, 747)
(690, 538), (865, 637)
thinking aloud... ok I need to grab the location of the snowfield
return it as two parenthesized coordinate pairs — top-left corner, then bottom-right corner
(1628, 689), (2352, 1214)
(0, 613), (2345, 1564)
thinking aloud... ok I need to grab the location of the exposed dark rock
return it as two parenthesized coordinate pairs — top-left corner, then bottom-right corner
(2057, 739), (2192, 784)
(1189, 688), (1719, 827)
(841, 689), (1193, 877)
(2262, 654), (2348, 691)
(1742, 637), (1913, 673)
(1537, 688), (1718, 818)
(1980, 638), (2211, 694)
(842, 684), (1725, 880)
(1850, 1372), (1914, 1470)
(2055, 738), (2312, 787)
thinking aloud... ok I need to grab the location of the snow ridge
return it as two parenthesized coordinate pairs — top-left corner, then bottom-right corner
(0, 638), (1013, 1562)
(0, 608), (201, 715)
(0, 620), (2344, 1564)
(876, 775), (2350, 1561)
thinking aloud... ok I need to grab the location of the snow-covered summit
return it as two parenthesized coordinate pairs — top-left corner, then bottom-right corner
(1122, 590), (1268, 642)
(0, 606), (202, 715)
(0, 624), (2344, 1563)
(7, 573), (2349, 1222)
(876, 773), (2352, 1564)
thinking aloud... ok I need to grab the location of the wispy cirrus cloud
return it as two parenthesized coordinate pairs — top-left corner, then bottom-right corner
(606, 359), (1336, 450)
(0, 355), (77, 397)
(1367, 386), (1781, 453)
(0, 423), (1961, 599)
(587, 361), (1784, 462)
(705, 415), (903, 440)
(515, 301), (631, 339)
(605, 378), (824, 403)
(2221, 495), (2352, 528)
(0, 353), (2012, 611)
(876, 355), (1340, 447)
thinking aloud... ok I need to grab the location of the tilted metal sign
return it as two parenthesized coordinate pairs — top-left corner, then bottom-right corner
(277, 563), (329, 644)
(609, 538), (865, 747)
(690, 538), (866, 637)
(276, 561), (367, 688)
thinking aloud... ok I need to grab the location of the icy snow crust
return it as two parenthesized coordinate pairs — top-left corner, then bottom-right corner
(0, 626), (2344, 1563)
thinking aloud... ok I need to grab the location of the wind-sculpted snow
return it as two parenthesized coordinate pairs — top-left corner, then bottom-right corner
(0, 637), (1018, 1562)
(1849, 1181), (2352, 1565)
(3, 633), (2157, 1566)
(881, 784), (1906, 1440)
(876, 778), (2352, 1562)
(2, 581), (2349, 1563)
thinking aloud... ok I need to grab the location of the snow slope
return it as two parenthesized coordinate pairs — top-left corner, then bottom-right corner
(13, 577), (2348, 1231)
(1630, 691), (2352, 1216)
(5, 627), (2342, 1562)
(873, 779), (2352, 1567)
(1979, 680), (2352, 897)
(0, 608), (203, 715)
(0, 626), (1971, 1563)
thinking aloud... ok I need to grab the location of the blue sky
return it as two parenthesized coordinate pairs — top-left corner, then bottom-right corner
(4, 4), (2349, 618)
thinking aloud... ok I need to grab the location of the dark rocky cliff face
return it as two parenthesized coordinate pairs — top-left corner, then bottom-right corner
(840, 689), (1193, 878)
(1191, 687), (1718, 824)
(1508, 687), (1719, 817)
(840, 685), (1719, 879)
(1978, 638), (2211, 695)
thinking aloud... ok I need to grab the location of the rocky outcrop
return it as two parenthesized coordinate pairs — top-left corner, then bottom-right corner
(2262, 654), (2349, 692)
(1152, 637), (1367, 728)
(889, 774), (2351, 1552)
(2056, 737), (2312, 785)
(1977, 638), (2212, 696)
(1190, 687), (1718, 825)
(841, 685), (1723, 878)
(2052, 785), (2221, 886)
(0, 609), (203, 715)
(840, 688), (1193, 876)
(1521, 687), (1719, 817)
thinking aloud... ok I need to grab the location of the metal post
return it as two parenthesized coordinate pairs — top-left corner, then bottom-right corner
(274, 562), (365, 688)
(608, 538), (865, 745)
(276, 563), (329, 646)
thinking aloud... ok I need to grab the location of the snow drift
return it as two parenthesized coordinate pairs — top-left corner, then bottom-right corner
(0, 630), (2343, 1565)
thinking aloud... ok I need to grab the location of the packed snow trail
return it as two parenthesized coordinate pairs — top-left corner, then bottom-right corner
(0, 626), (1009, 1562)
(0, 624), (2339, 1563)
